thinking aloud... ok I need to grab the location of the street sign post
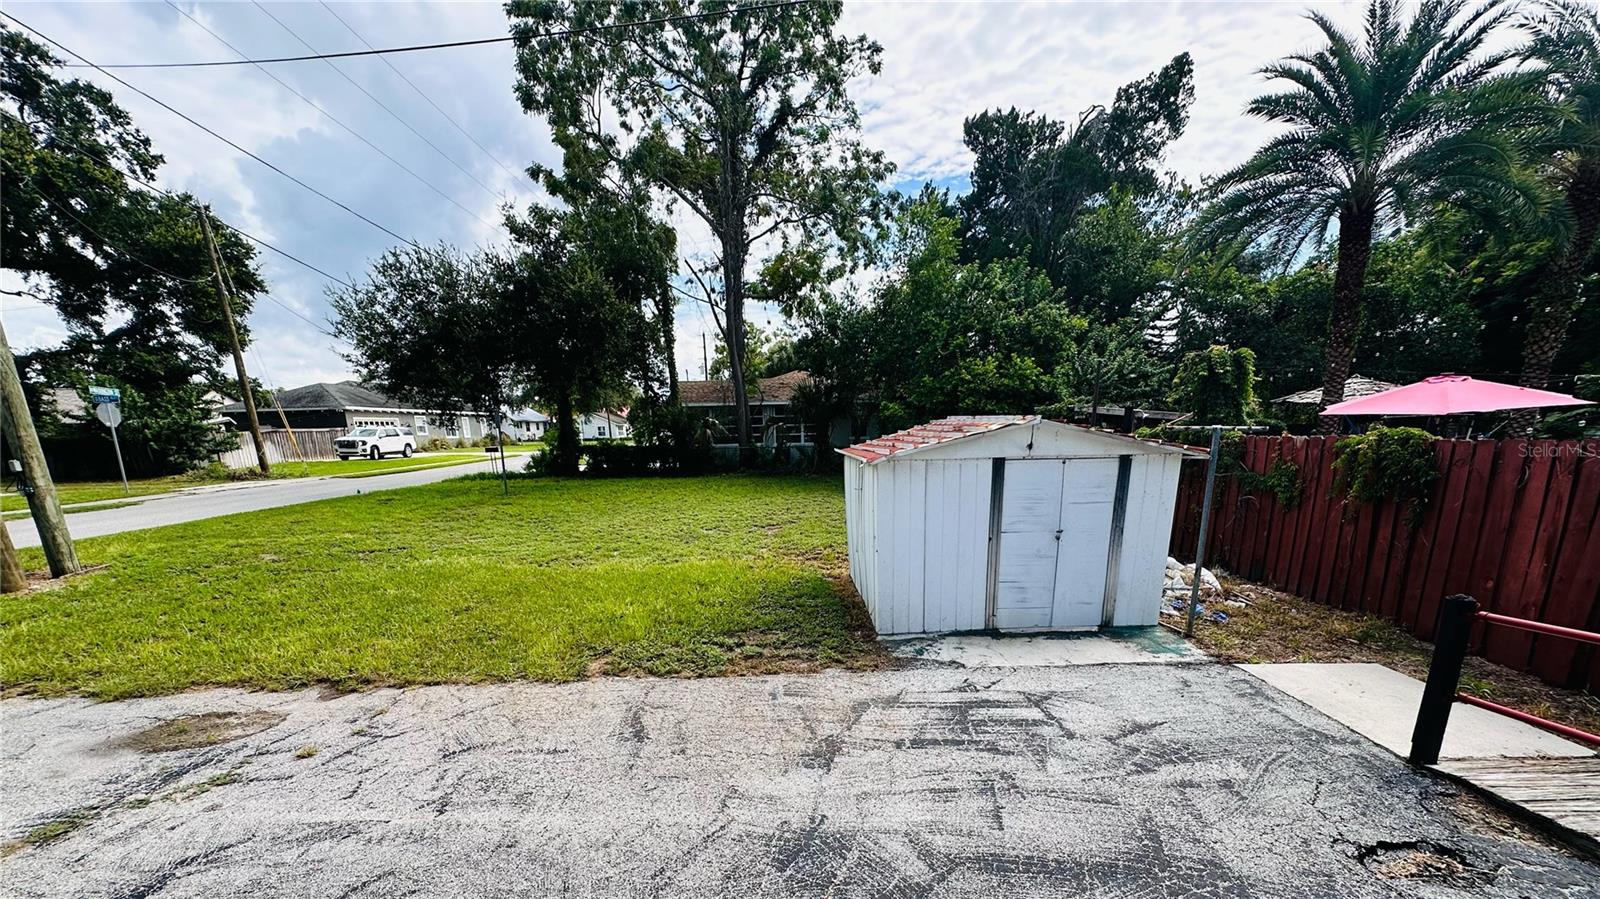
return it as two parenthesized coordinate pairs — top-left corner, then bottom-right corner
(94, 401), (129, 494)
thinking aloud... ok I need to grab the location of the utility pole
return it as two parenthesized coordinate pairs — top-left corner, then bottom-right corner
(702, 332), (708, 380)
(0, 322), (81, 577)
(199, 207), (270, 475)
(0, 518), (25, 593)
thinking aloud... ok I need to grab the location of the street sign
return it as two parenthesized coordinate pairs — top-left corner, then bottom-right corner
(94, 403), (130, 494)
(88, 385), (121, 404)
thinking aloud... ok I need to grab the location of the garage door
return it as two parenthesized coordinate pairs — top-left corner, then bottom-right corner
(993, 458), (1119, 630)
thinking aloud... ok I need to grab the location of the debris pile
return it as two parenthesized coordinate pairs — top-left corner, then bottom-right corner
(1160, 557), (1248, 624)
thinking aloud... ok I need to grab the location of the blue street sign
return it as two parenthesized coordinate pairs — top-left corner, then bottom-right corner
(88, 385), (121, 404)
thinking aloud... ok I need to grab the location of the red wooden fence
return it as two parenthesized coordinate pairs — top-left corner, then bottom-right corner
(1169, 436), (1600, 691)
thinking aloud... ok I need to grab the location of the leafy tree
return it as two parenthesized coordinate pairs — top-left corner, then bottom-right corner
(1168, 345), (1260, 425)
(1508, 1), (1600, 432)
(957, 54), (1194, 288)
(1045, 318), (1169, 422)
(507, 0), (892, 450)
(1191, 0), (1539, 428)
(331, 244), (521, 449)
(504, 206), (655, 475)
(1, 26), (265, 473)
(707, 322), (798, 382)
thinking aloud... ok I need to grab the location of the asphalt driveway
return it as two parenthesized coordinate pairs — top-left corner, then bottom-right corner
(5, 454), (524, 548)
(2, 664), (1595, 898)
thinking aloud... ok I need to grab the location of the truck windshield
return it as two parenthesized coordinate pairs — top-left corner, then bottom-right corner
(349, 428), (379, 437)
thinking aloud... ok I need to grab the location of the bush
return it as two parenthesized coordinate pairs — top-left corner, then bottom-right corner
(1332, 426), (1439, 524)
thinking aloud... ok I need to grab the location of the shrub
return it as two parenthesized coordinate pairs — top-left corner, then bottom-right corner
(1332, 426), (1439, 525)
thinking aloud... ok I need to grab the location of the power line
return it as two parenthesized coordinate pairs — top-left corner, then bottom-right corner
(162, 1), (497, 231)
(32, 126), (357, 289)
(247, 1), (505, 208)
(1, 10), (420, 249)
(316, 0), (523, 190)
(65, 1), (817, 69)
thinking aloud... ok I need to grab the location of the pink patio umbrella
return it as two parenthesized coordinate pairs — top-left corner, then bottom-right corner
(1323, 374), (1592, 416)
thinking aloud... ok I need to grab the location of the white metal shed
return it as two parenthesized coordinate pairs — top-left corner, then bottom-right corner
(839, 416), (1204, 636)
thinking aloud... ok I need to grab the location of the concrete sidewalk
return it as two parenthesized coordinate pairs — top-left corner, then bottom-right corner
(4, 665), (1595, 897)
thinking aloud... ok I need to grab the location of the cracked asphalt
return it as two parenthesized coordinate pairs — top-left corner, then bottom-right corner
(2, 664), (1596, 898)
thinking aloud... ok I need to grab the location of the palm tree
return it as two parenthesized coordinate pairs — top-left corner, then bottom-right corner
(1507, 1), (1600, 434)
(1193, 0), (1540, 429)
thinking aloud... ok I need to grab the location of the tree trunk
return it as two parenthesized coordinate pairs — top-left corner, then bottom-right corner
(0, 516), (25, 593)
(1508, 163), (1600, 436)
(722, 232), (752, 451)
(1316, 206), (1377, 434)
(554, 392), (580, 476)
(658, 293), (679, 404)
(0, 322), (80, 577)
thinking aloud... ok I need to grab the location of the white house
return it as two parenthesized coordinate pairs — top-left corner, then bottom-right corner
(578, 410), (631, 440)
(839, 415), (1203, 636)
(505, 408), (552, 442)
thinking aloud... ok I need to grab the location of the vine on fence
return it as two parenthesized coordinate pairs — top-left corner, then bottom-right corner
(1331, 426), (1439, 525)
(1220, 431), (1304, 509)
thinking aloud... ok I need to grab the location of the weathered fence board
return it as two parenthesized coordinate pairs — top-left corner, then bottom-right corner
(215, 428), (343, 468)
(1171, 435), (1600, 690)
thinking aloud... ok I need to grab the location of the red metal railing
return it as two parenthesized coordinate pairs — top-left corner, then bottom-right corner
(1452, 609), (1600, 748)
(1410, 596), (1600, 765)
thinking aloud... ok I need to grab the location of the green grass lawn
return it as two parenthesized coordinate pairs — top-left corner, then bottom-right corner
(0, 454), (492, 512)
(0, 474), (880, 699)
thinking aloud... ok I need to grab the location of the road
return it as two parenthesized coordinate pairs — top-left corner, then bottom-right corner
(3, 664), (1594, 897)
(5, 455), (524, 548)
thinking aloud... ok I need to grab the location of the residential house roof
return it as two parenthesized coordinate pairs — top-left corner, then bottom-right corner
(506, 408), (551, 424)
(220, 381), (488, 415)
(1273, 375), (1400, 405)
(679, 370), (811, 406)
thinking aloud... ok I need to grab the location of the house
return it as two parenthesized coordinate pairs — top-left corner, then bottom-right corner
(578, 410), (631, 440)
(505, 408), (552, 442)
(679, 370), (813, 445)
(220, 381), (496, 442)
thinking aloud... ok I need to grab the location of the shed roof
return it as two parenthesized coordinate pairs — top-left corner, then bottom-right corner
(1274, 374), (1399, 405)
(840, 416), (1205, 464)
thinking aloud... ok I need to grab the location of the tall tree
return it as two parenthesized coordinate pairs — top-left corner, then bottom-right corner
(1191, 0), (1538, 429)
(957, 54), (1194, 289)
(1508, 0), (1600, 433)
(504, 206), (655, 475)
(331, 244), (522, 487)
(507, 0), (892, 450)
(1, 26), (265, 472)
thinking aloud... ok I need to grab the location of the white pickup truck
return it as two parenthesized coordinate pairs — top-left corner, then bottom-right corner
(334, 426), (415, 460)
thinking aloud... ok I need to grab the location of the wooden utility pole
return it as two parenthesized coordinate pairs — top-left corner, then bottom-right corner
(0, 322), (81, 577)
(0, 519), (25, 593)
(199, 207), (270, 475)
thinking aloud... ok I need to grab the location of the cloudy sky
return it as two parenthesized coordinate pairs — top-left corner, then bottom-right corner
(3, 0), (1384, 390)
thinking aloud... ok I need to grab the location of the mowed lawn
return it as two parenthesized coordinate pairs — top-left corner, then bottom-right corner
(0, 475), (880, 699)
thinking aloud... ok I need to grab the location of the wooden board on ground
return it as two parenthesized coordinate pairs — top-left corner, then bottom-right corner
(1434, 756), (1600, 856)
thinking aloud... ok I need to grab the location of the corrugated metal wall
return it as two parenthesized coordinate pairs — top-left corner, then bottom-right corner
(847, 450), (1182, 636)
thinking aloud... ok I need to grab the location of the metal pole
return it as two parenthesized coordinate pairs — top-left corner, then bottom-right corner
(1184, 425), (1223, 637)
(108, 422), (129, 494)
(1409, 594), (1478, 766)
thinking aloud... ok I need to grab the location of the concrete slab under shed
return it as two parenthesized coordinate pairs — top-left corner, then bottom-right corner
(1238, 662), (1593, 761)
(888, 626), (1205, 668)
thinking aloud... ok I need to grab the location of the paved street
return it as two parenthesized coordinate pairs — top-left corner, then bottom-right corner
(3, 664), (1594, 898)
(5, 455), (525, 548)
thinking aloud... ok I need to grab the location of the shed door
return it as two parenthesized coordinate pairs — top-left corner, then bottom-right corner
(993, 458), (1118, 630)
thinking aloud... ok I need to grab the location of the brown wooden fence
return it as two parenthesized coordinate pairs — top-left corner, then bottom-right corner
(1169, 436), (1600, 691)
